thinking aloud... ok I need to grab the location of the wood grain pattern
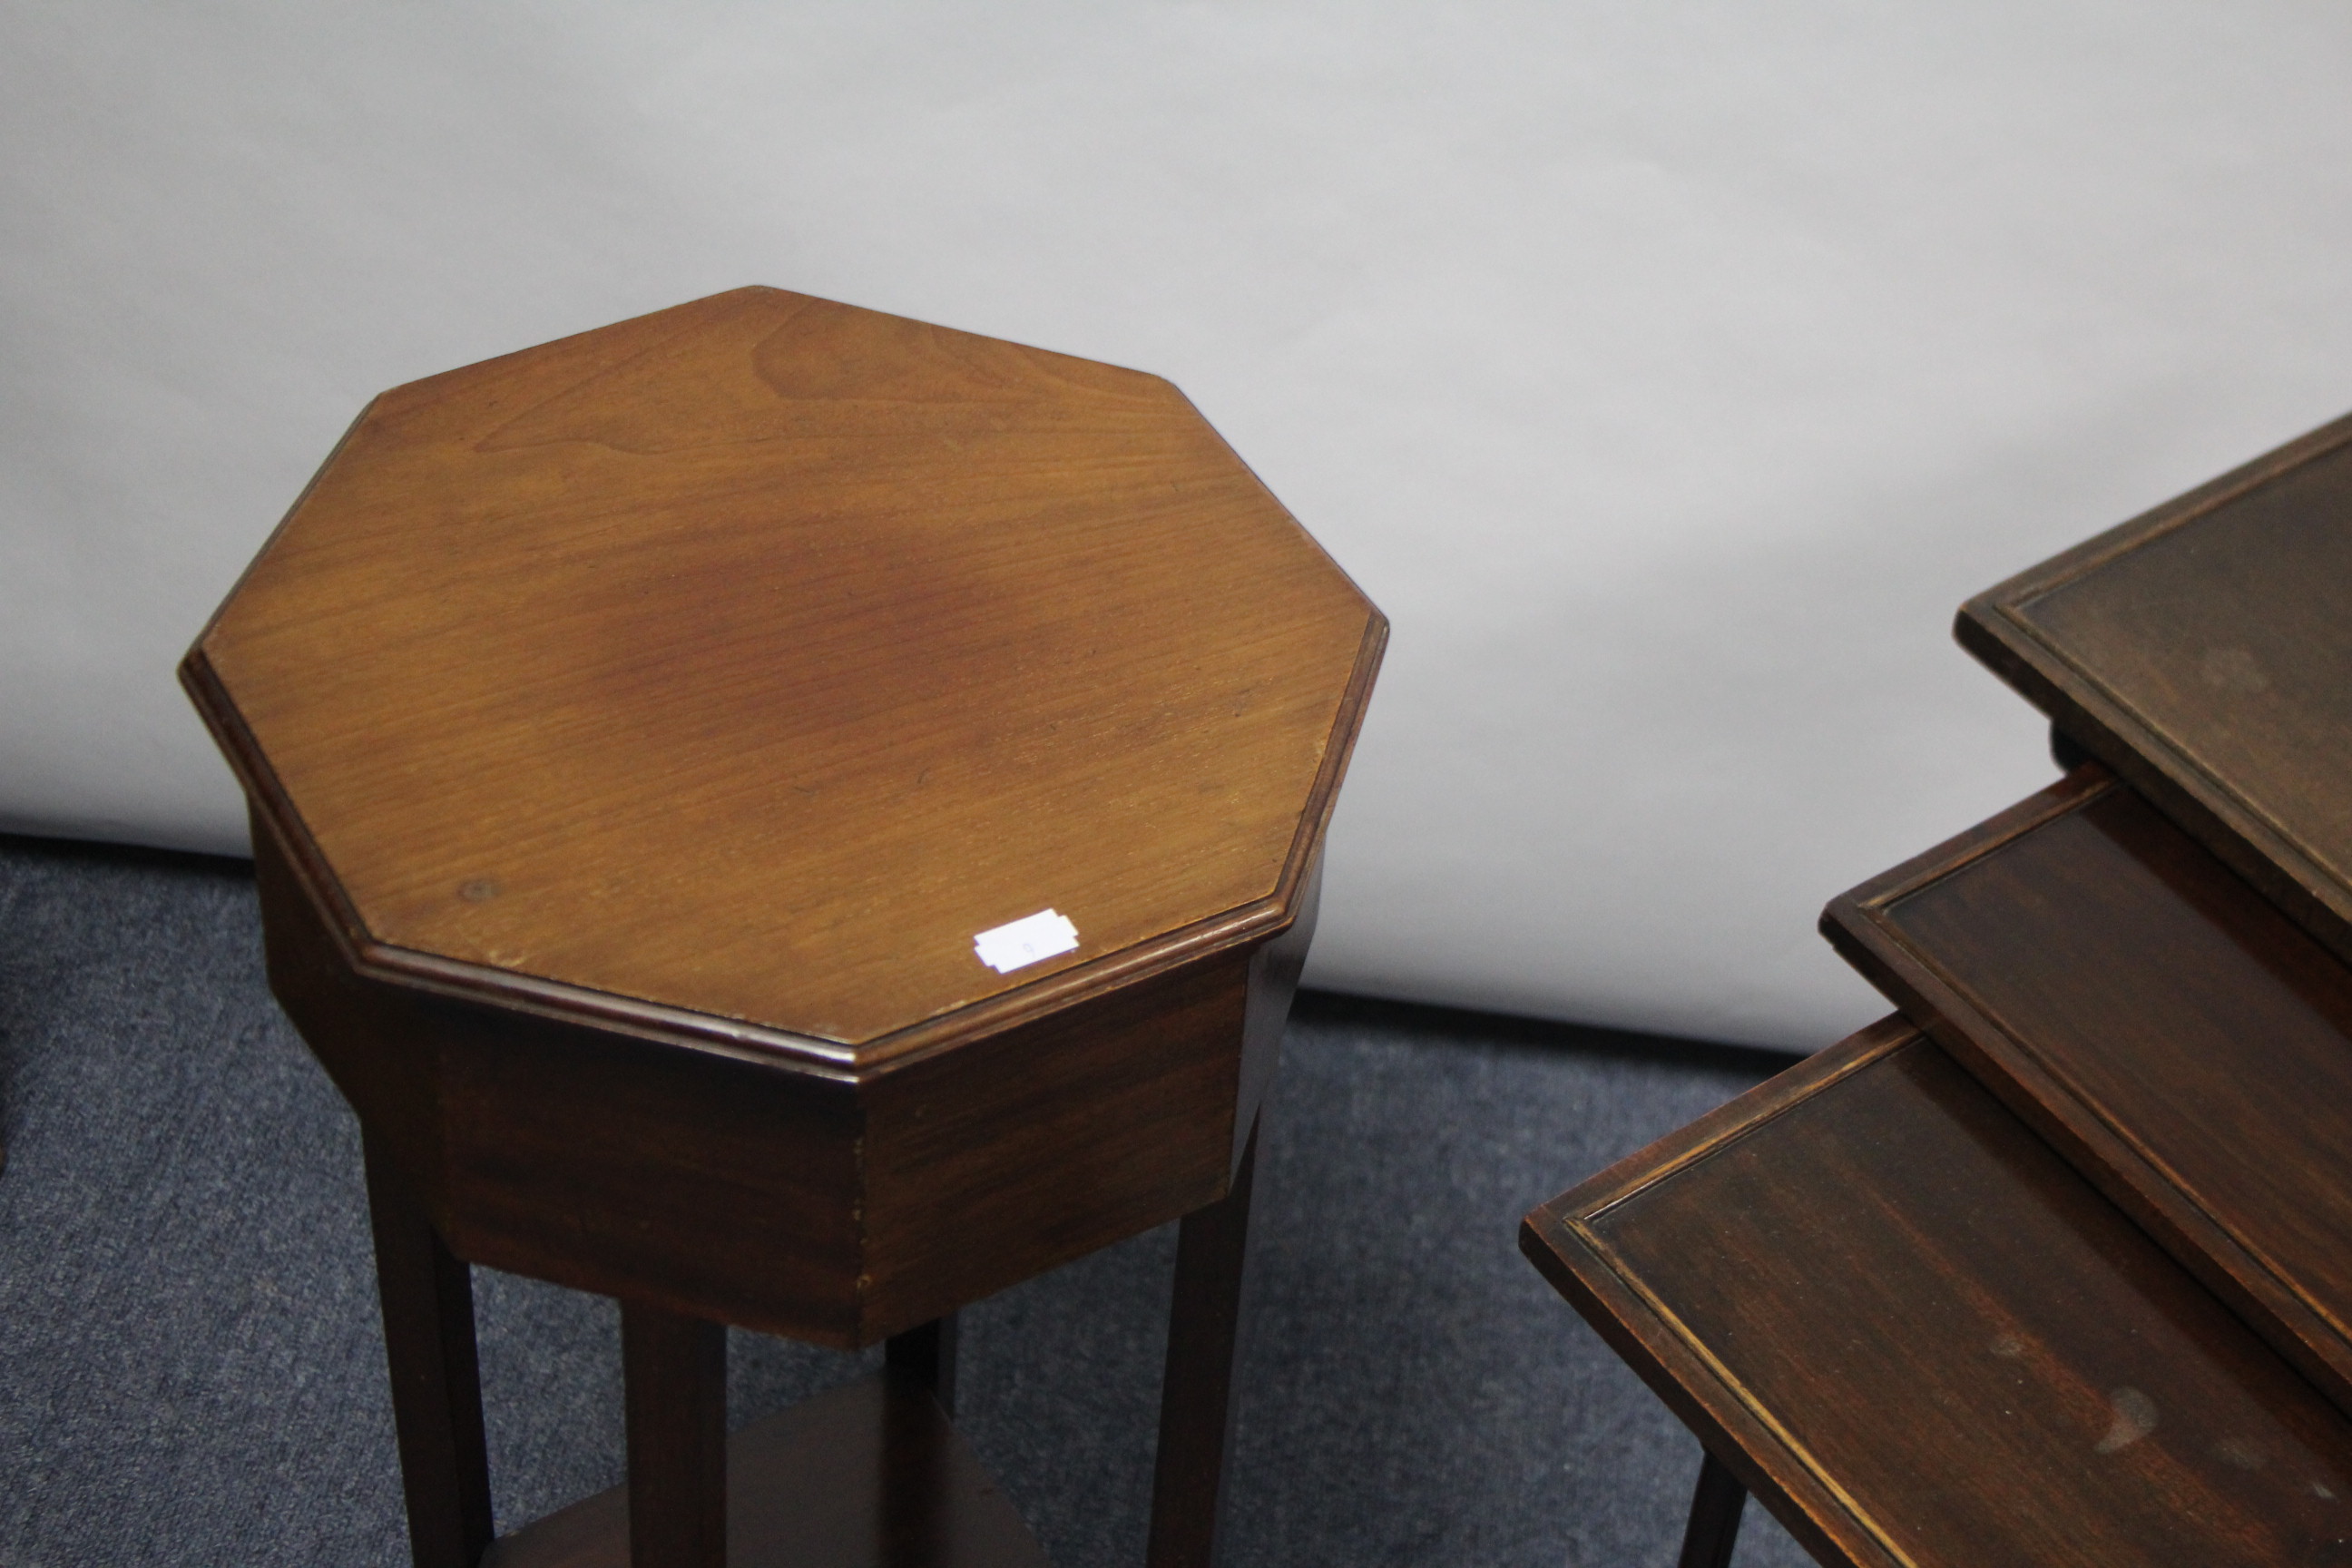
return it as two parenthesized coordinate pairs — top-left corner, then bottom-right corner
(1824, 766), (2352, 1417)
(1956, 408), (2352, 965)
(482, 1372), (1049, 1568)
(198, 290), (1374, 1564)
(1145, 1118), (1259, 1568)
(852, 942), (1253, 1338)
(1521, 1019), (2352, 1568)
(363, 1132), (495, 1568)
(183, 286), (1384, 1056)
(256, 807), (1284, 1347)
(622, 1304), (729, 1568)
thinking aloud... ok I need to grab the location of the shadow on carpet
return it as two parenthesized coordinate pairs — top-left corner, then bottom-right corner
(0, 834), (1815, 1566)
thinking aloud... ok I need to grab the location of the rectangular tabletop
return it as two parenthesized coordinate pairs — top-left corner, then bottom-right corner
(1956, 410), (2352, 965)
(1521, 1017), (2352, 1568)
(1825, 767), (2352, 1416)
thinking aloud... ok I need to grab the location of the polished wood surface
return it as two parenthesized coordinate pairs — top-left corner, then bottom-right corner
(1521, 1018), (2352, 1568)
(195, 290), (1375, 1567)
(482, 1373), (1050, 1568)
(1824, 765), (2352, 1416)
(260, 802), (1281, 1347)
(1675, 1453), (1746, 1568)
(185, 286), (1384, 1054)
(1146, 1119), (1259, 1568)
(1957, 409), (2352, 965)
(363, 1132), (494, 1568)
(622, 1305), (729, 1568)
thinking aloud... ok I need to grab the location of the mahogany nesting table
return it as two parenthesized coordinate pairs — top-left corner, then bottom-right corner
(181, 288), (1385, 1568)
(1524, 411), (2352, 1566)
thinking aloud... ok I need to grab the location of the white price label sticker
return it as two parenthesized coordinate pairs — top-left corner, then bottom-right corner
(973, 908), (1080, 974)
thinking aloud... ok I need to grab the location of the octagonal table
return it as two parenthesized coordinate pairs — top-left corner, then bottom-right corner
(181, 288), (1385, 1568)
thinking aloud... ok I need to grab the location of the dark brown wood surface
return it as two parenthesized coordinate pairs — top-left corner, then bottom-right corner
(363, 1132), (494, 1568)
(195, 290), (1373, 1567)
(184, 285), (1383, 1057)
(1826, 767), (2352, 1416)
(1676, 1452), (1747, 1568)
(1146, 1119), (1259, 1568)
(622, 1304), (729, 1568)
(884, 1316), (960, 1418)
(1956, 409), (2352, 965)
(482, 1372), (1049, 1568)
(1522, 1018), (2352, 1568)
(257, 808), (1279, 1347)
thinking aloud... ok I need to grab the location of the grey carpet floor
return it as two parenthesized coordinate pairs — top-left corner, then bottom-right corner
(0, 833), (1818, 1567)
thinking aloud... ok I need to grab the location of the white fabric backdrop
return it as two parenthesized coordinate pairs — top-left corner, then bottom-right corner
(6, 2), (2351, 1048)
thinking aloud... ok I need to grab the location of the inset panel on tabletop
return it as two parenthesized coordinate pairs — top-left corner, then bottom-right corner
(1521, 1018), (2352, 1568)
(1825, 767), (2352, 1417)
(1957, 410), (2352, 965)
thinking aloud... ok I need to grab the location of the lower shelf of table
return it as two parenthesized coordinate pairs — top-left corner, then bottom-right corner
(481, 1371), (1050, 1568)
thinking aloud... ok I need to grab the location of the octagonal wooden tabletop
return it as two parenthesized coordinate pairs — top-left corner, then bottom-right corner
(186, 288), (1383, 1058)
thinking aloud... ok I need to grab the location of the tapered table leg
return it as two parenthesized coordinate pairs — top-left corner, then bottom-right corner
(886, 1313), (961, 1417)
(622, 1303), (729, 1568)
(1145, 1117), (1261, 1568)
(363, 1134), (495, 1568)
(1676, 1448), (1748, 1568)
(882, 1319), (960, 1563)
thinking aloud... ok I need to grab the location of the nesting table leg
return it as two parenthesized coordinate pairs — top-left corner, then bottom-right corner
(1145, 1117), (1262, 1568)
(1676, 1448), (1748, 1568)
(362, 1134), (495, 1568)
